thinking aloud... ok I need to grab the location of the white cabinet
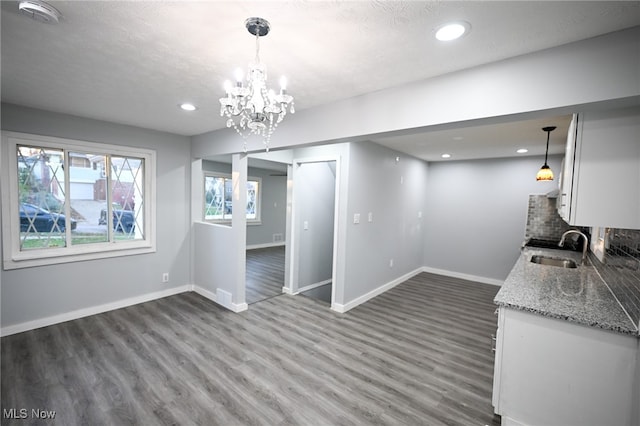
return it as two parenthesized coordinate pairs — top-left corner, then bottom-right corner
(558, 106), (640, 229)
(557, 114), (577, 221)
(492, 307), (638, 426)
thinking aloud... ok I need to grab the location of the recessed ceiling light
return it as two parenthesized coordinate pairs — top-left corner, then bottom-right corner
(435, 21), (470, 41)
(18, 0), (62, 24)
(441, 153), (452, 159)
(516, 148), (529, 154)
(179, 103), (197, 111)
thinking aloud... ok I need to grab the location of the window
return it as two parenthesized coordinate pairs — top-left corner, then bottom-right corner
(204, 173), (261, 223)
(2, 132), (156, 269)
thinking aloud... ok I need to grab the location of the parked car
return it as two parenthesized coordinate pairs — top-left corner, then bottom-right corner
(19, 203), (77, 232)
(98, 205), (135, 233)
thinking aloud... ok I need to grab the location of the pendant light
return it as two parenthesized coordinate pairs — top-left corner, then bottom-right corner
(536, 126), (556, 181)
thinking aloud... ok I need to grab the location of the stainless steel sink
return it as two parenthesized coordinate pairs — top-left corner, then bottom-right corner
(530, 255), (578, 268)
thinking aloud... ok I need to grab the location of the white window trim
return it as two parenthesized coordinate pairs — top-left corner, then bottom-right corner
(1, 131), (156, 270)
(203, 172), (262, 225)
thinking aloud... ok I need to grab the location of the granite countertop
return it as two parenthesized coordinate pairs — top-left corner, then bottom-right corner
(495, 247), (639, 336)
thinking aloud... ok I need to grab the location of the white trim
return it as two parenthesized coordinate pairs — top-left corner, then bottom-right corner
(1, 131), (157, 270)
(421, 266), (504, 287)
(502, 416), (529, 426)
(192, 285), (218, 303)
(246, 241), (285, 250)
(297, 279), (332, 294)
(193, 285), (248, 313)
(0, 285), (192, 337)
(202, 172), (262, 224)
(231, 302), (248, 313)
(289, 155), (341, 305)
(331, 267), (423, 313)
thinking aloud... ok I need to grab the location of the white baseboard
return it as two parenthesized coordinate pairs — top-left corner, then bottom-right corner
(1, 266), (502, 336)
(192, 286), (248, 313)
(0, 285), (192, 337)
(421, 266), (504, 287)
(296, 279), (332, 294)
(502, 416), (528, 426)
(282, 286), (294, 295)
(282, 279), (331, 296)
(192, 285), (218, 303)
(231, 302), (248, 313)
(332, 267), (423, 314)
(246, 242), (285, 250)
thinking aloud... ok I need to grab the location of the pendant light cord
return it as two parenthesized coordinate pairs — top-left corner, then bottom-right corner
(544, 130), (550, 164)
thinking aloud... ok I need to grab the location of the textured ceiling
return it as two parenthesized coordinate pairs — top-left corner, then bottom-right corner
(2, 1), (640, 160)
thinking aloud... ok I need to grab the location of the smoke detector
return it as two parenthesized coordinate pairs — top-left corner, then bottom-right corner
(18, 1), (62, 24)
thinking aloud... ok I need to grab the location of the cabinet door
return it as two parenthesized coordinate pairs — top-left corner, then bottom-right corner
(497, 308), (637, 426)
(571, 107), (640, 228)
(558, 114), (578, 222)
(491, 306), (505, 414)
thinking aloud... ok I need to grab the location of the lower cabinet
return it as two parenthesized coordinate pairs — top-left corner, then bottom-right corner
(492, 307), (639, 426)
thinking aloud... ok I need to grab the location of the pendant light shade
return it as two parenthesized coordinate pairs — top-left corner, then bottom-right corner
(536, 126), (556, 181)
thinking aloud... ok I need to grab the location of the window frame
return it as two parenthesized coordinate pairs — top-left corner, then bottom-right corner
(1, 131), (156, 270)
(203, 172), (262, 225)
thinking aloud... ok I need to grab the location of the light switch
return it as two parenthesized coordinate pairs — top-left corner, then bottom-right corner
(353, 213), (360, 224)
(303, 221), (309, 230)
(368, 212), (373, 222)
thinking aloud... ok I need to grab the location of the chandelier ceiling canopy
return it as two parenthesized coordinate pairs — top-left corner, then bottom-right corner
(219, 17), (295, 152)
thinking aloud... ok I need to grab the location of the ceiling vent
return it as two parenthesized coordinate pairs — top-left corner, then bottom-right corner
(18, 1), (62, 24)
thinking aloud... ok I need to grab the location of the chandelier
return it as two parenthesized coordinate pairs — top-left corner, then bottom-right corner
(219, 17), (295, 152)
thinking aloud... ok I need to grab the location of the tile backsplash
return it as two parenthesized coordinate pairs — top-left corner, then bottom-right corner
(525, 195), (573, 241)
(592, 228), (640, 329)
(525, 195), (640, 329)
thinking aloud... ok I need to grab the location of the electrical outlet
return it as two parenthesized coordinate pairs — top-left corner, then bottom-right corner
(354, 213), (360, 224)
(162, 272), (169, 283)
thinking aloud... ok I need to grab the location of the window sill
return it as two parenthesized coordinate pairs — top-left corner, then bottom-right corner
(3, 243), (156, 270)
(204, 220), (262, 226)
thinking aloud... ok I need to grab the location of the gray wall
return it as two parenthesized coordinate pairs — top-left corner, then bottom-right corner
(343, 141), (428, 302)
(246, 167), (287, 247)
(1, 104), (191, 329)
(293, 161), (336, 288)
(423, 154), (562, 282)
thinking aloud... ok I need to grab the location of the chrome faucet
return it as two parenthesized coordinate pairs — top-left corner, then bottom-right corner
(559, 230), (589, 265)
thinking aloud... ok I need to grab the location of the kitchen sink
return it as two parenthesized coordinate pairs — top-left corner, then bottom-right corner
(530, 255), (578, 269)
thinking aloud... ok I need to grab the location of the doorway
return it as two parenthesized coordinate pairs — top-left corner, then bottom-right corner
(288, 160), (337, 306)
(244, 157), (289, 304)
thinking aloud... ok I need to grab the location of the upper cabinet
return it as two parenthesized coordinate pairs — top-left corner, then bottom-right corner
(558, 106), (640, 229)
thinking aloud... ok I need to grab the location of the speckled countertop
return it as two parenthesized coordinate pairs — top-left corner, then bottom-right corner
(494, 247), (639, 336)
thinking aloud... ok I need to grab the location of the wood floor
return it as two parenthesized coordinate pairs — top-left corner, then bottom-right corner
(246, 246), (286, 305)
(1, 272), (501, 426)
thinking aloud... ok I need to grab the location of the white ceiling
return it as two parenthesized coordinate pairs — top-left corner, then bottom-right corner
(2, 1), (639, 161)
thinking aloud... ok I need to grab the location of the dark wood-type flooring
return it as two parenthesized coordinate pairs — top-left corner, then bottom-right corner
(1, 272), (501, 425)
(246, 246), (286, 305)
